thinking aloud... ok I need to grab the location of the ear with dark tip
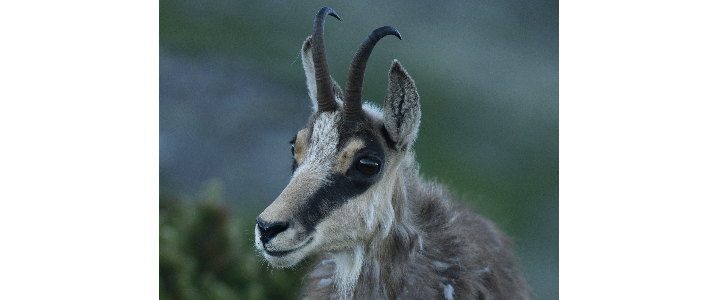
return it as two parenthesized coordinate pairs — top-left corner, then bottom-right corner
(383, 60), (420, 150)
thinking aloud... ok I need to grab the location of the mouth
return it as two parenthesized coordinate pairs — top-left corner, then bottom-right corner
(264, 237), (313, 257)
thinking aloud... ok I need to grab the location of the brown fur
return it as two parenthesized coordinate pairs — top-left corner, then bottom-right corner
(257, 10), (530, 299)
(302, 159), (530, 300)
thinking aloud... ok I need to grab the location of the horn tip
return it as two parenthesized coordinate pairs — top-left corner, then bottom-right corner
(318, 7), (341, 21)
(329, 12), (341, 21)
(376, 26), (402, 40)
(389, 26), (402, 40)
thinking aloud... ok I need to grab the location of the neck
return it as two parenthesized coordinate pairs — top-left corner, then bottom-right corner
(330, 165), (422, 299)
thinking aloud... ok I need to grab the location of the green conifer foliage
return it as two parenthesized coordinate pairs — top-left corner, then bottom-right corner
(160, 181), (309, 299)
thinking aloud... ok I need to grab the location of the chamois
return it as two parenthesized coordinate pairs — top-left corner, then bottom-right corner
(255, 7), (530, 300)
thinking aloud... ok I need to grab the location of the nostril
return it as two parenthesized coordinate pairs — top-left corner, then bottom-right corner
(256, 218), (290, 244)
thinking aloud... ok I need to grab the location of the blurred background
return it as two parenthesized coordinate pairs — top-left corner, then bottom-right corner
(159, 0), (557, 299)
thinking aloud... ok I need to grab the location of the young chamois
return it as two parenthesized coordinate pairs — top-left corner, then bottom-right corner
(255, 7), (530, 300)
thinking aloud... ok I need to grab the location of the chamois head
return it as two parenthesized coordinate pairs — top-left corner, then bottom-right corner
(256, 7), (420, 268)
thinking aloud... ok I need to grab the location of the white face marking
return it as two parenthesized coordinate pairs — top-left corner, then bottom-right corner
(294, 111), (340, 179)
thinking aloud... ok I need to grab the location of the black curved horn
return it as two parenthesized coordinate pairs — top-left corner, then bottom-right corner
(344, 26), (402, 122)
(312, 7), (341, 112)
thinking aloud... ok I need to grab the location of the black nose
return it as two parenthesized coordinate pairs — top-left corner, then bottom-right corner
(256, 218), (289, 244)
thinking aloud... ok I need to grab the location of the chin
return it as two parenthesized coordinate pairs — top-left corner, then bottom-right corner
(262, 249), (307, 268)
(256, 231), (316, 268)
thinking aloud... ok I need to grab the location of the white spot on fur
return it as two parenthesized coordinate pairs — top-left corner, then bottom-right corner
(362, 102), (383, 120)
(477, 266), (490, 276)
(448, 213), (459, 224)
(433, 260), (450, 271)
(439, 282), (455, 300)
(332, 246), (364, 300)
(317, 278), (332, 288)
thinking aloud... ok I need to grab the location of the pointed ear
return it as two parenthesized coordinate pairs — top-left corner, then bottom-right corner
(301, 37), (343, 112)
(384, 60), (420, 150)
(301, 37), (319, 111)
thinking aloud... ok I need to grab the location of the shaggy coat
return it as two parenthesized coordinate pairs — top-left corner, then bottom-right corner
(302, 160), (531, 300)
(255, 7), (530, 300)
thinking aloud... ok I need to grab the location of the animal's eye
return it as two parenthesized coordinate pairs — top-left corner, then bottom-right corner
(356, 157), (380, 175)
(291, 144), (295, 156)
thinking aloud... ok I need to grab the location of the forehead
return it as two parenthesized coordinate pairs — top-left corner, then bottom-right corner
(298, 110), (387, 152)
